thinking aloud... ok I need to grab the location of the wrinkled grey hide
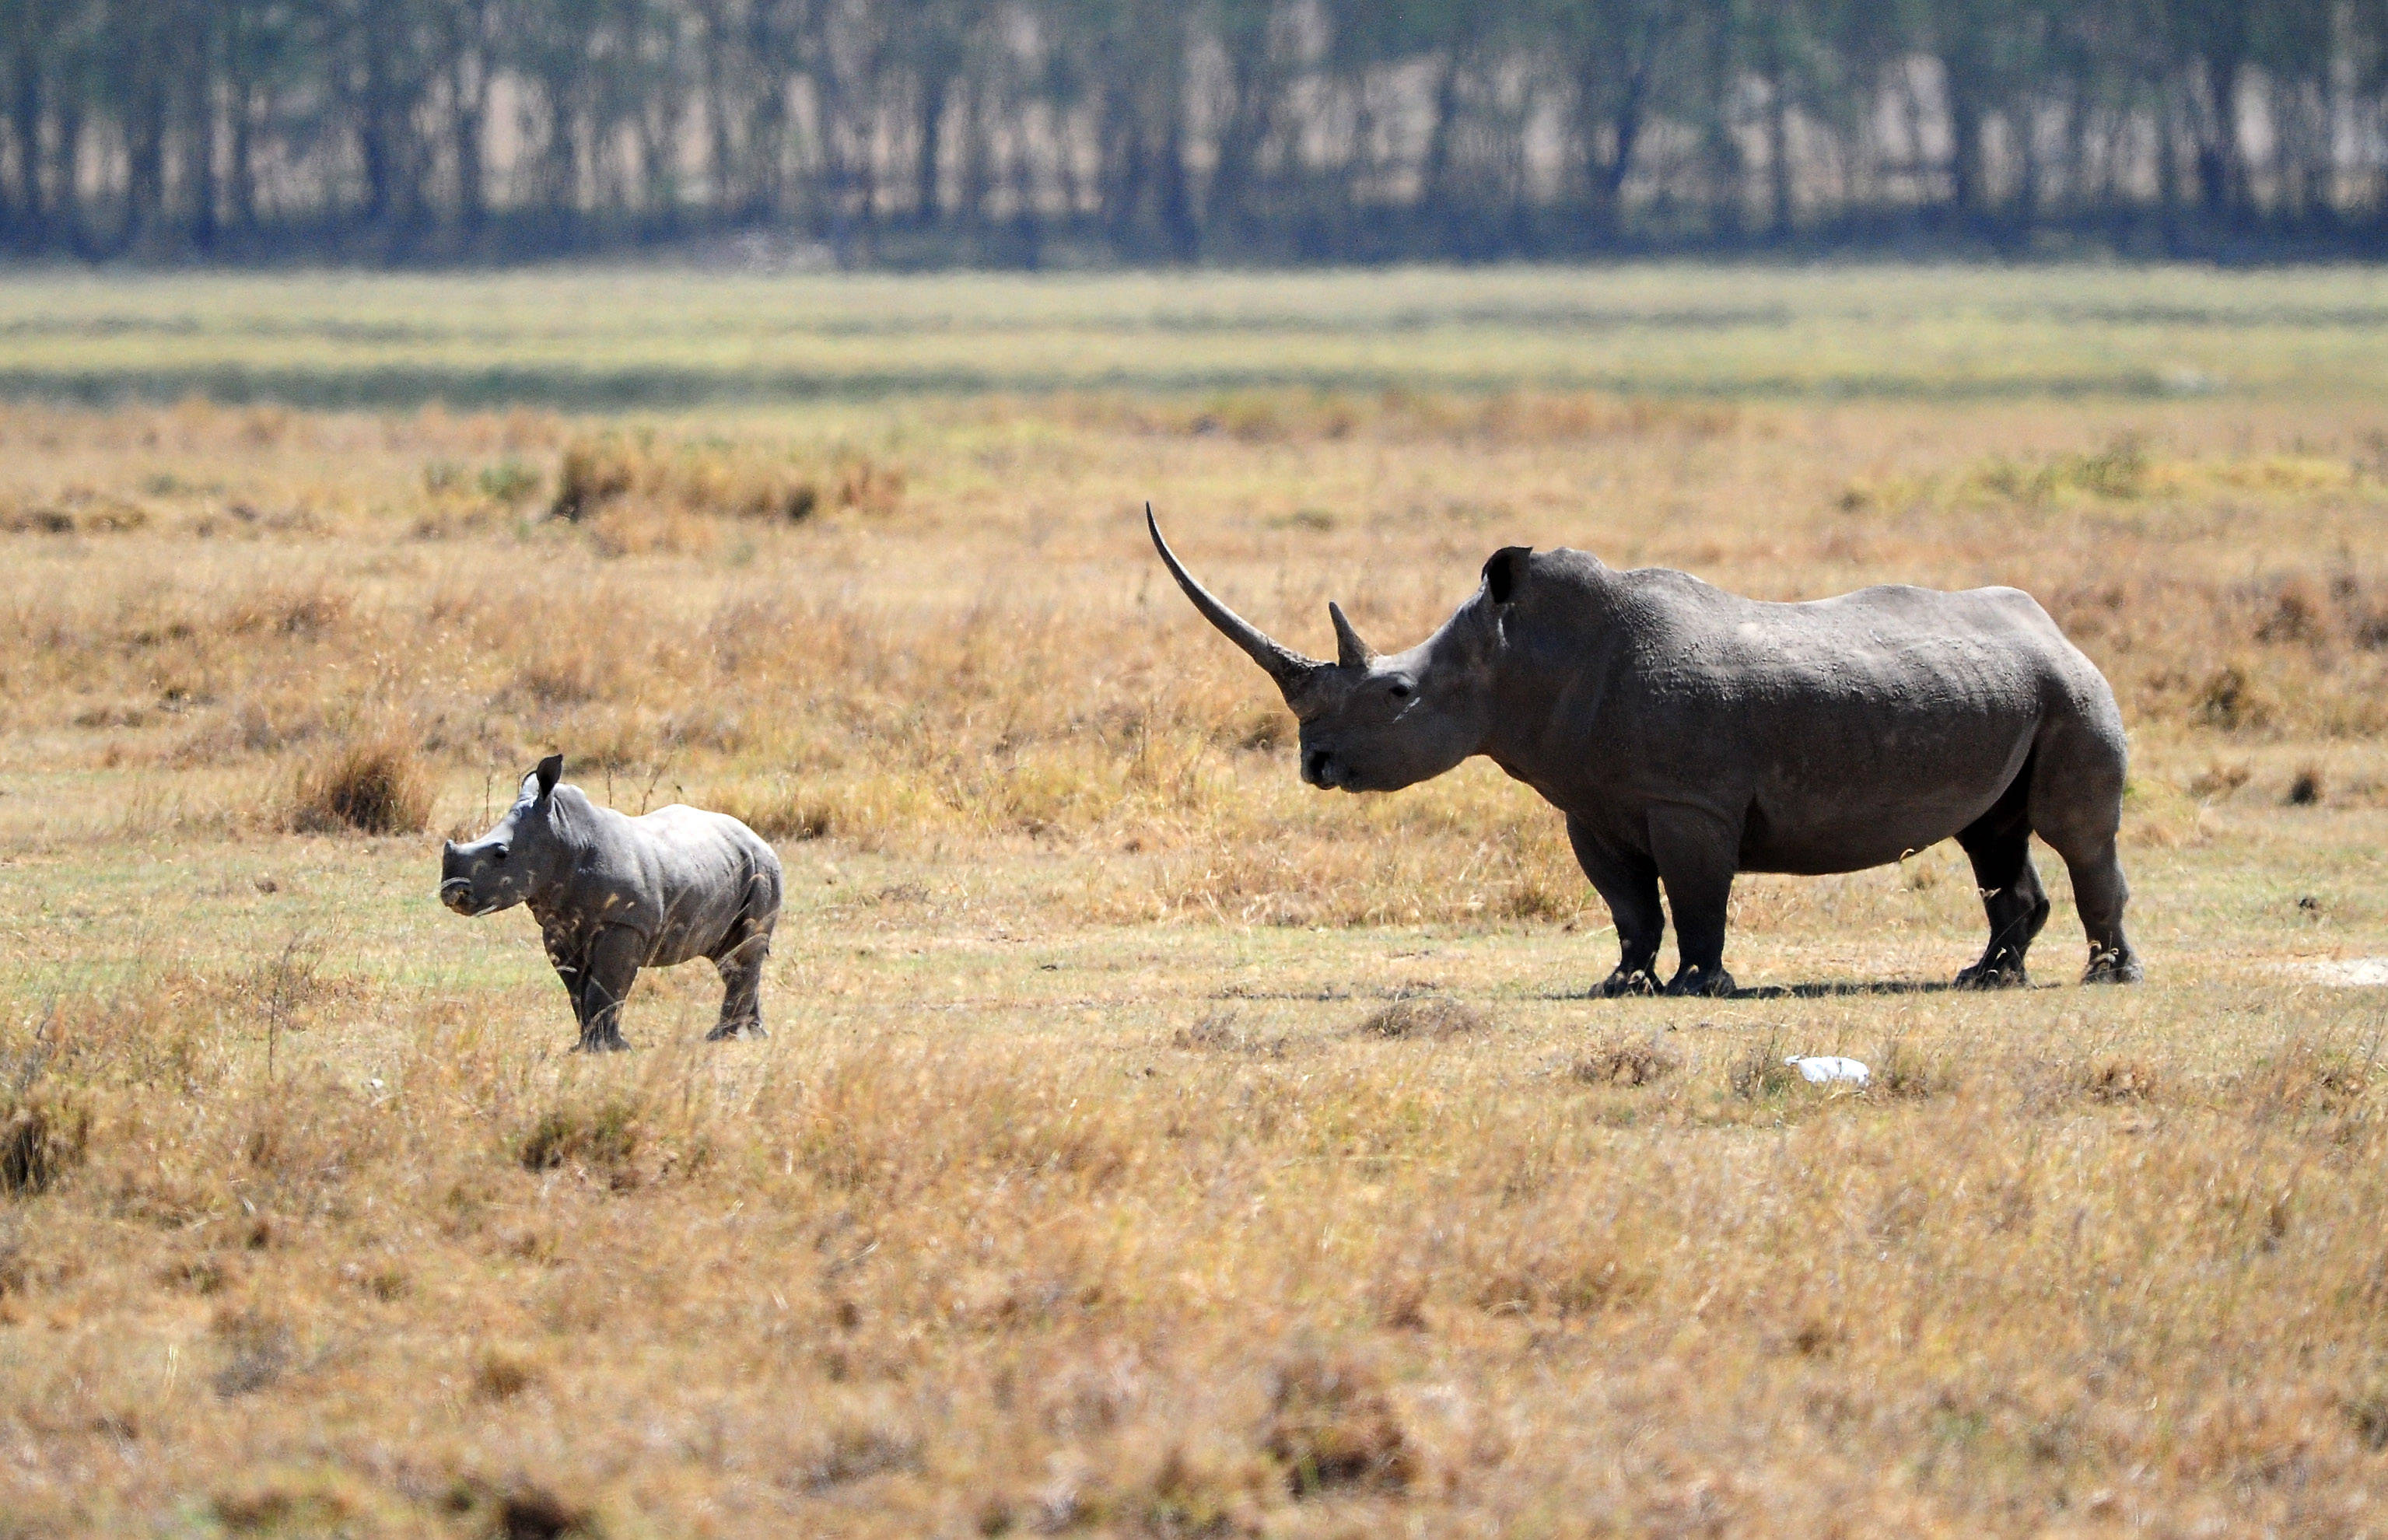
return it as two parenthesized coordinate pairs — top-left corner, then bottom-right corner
(439, 755), (784, 1049)
(1150, 507), (2141, 997)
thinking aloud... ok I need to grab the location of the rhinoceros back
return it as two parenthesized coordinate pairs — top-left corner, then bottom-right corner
(541, 790), (783, 969)
(627, 805), (783, 968)
(1521, 560), (2124, 877)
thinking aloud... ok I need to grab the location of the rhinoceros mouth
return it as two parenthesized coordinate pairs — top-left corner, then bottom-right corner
(1302, 747), (1357, 790)
(439, 880), (484, 915)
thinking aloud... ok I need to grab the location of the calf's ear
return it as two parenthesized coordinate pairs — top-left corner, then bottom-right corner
(1483, 547), (1532, 606)
(533, 753), (564, 800)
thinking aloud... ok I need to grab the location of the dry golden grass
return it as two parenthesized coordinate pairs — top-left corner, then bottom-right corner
(289, 739), (436, 837)
(2, 380), (2388, 1535)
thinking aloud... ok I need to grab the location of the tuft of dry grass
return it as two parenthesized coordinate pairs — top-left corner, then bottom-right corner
(1260, 1349), (1416, 1497)
(2193, 662), (2276, 732)
(1171, 1010), (1287, 1057)
(1729, 1036), (1803, 1101)
(478, 1482), (593, 1540)
(208, 1468), (383, 1535)
(2190, 760), (2253, 800)
(2239, 1039), (2375, 1120)
(551, 430), (900, 525)
(288, 737), (434, 835)
(0, 486), (150, 534)
(702, 782), (835, 842)
(1353, 996), (1486, 1039)
(1572, 1029), (1682, 1087)
(1873, 1037), (1961, 1099)
(2081, 1055), (2165, 1104)
(0, 1090), (89, 1195)
(472, 1345), (544, 1403)
(517, 1097), (642, 1181)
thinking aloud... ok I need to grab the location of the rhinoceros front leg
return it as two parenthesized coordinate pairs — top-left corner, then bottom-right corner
(572, 926), (644, 1052)
(544, 933), (586, 1034)
(1650, 806), (1739, 999)
(1567, 814), (1665, 998)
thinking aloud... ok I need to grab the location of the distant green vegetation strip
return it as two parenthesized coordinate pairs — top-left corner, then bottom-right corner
(0, 362), (2253, 410)
(0, 264), (2372, 406)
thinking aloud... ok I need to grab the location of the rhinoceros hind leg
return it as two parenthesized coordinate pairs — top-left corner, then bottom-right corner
(2023, 714), (2141, 986)
(707, 928), (771, 1041)
(2082, 943), (2143, 985)
(702, 969), (769, 1041)
(2058, 838), (2140, 985)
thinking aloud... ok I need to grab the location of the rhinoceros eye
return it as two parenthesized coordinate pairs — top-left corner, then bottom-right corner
(1387, 681), (1413, 701)
(492, 843), (510, 862)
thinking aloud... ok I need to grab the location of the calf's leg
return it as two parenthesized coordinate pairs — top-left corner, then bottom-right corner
(574, 926), (644, 1052)
(549, 959), (585, 1027)
(543, 925), (587, 1029)
(707, 923), (771, 1041)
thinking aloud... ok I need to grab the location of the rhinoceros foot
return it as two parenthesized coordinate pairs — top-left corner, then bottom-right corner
(1955, 954), (2029, 989)
(2082, 947), (2143, 985)
(706, 1020), (768, 1042)
(1595, 966), (1662, 999)
(1663, 964), (1735, 999)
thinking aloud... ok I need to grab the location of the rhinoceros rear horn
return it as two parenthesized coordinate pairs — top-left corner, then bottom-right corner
(1147, 504), (1325, 695)
(1328, 602), (1375, 670)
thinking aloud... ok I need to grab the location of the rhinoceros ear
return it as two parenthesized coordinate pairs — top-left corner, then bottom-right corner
(531, 754), (563, 801)
(1483, 547), (1532, 606)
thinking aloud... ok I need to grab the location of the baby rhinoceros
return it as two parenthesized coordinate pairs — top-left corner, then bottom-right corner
(439, 754), (783, 1051)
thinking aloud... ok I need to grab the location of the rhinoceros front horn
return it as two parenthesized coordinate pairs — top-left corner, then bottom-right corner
(1147, 505), (1326, 697)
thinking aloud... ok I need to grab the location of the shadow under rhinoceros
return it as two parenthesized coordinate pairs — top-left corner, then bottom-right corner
(1543, 977), (2064, 1001)
(1737, 978), (2069, 999)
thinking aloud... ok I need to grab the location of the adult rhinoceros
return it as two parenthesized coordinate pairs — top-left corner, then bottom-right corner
(1148, 508), (2140, 996)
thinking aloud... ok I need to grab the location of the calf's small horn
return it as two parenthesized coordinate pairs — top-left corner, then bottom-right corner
(1329, 602), (1375, 670)
(1147, 504), (1325, 695)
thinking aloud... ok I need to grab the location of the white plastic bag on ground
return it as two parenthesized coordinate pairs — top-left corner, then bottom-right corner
(1786, 1055), (1870, 1087)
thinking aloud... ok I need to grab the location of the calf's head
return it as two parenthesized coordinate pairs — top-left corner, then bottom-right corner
(1148, 506), (1519, 793)
(439, 754), (568, 915)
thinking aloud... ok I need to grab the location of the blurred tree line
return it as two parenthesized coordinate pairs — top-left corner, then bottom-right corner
(4, 0), (2386, 264)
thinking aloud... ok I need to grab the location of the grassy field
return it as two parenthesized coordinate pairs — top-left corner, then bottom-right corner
(4, 266), (2388, 1536)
